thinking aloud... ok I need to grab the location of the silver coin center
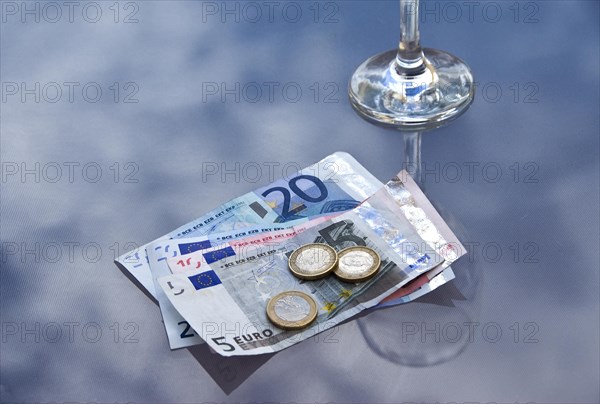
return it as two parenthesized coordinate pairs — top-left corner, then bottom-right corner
(274, 295), (311, 322)
(339, 251), (374, 275)
(295, 247), (334, 274)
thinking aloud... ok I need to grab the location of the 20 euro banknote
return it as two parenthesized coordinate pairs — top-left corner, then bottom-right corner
(115, 152), (383, 298)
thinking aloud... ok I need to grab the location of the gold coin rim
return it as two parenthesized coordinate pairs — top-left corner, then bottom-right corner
(266, 290), (318, 330)
(288, 243), (338, 280)
(333, 246), (381, 282)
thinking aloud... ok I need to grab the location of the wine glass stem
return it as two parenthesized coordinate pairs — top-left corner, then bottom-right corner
(403, 131), (423, 189)
(397, 0), (425, 73)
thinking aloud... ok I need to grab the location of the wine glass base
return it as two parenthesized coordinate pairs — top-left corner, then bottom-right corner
(349, 48), (474, 131)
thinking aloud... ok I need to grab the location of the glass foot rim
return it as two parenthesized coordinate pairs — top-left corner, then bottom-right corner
(349, 48), (475, 131)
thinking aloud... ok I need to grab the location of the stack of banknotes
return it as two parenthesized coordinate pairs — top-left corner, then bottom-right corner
(115, 152), (464, 356)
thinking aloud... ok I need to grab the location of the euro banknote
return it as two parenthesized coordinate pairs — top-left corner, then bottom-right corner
(156, 171), (465, 356)
(115, 152), (383, 298)
(147, 214), (455, 348)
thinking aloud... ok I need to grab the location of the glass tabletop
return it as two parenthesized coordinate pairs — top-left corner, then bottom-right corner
(1, 1), (598, 402)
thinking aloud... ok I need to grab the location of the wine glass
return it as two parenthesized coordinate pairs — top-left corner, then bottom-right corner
(349, 0), (474, 130)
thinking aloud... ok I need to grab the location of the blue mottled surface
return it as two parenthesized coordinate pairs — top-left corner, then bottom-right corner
(1, 1), (598, 402)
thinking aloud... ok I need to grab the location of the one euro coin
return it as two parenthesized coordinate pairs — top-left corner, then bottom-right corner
(334, 246), (381, 282)
(266, 291), (318, 330)
(288, 243), (338, 280)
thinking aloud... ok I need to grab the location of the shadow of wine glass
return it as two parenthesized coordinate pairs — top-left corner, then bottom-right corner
(357, 253), (483, 367)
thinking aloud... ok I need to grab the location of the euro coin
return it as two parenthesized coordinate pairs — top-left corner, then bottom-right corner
(288, 243), (337, 280)
(334, 246), (381, 282)
(266, 291), (317, 330)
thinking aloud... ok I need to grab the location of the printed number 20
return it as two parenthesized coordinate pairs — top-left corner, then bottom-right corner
(261, 175), (328, 219)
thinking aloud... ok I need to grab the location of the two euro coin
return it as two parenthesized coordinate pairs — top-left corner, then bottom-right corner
(288, 243), (380, 282)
